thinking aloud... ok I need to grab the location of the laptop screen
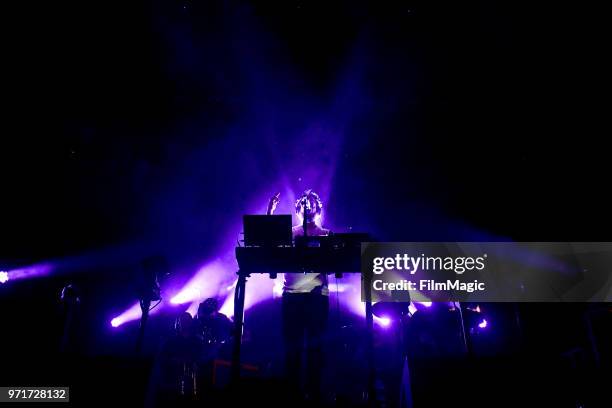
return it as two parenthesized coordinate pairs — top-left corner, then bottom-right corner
(243, 215), (293, 247)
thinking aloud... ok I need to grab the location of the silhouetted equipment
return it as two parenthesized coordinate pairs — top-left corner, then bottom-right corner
(139, 255), (168, 302)
(235, 245), (361, 275)
(243, 215), (293, 247)
(232, 227), (377, 401)
(59, 283), (80, 352)
(136, 255), (169, 353)
(60, 283), (80, 306)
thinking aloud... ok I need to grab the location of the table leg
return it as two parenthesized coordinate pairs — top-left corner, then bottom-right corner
(231, 271), (248, 384)
(364, 272), (376, 405)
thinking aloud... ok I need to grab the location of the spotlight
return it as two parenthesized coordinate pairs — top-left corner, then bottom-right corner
(467, 304), (481, 313)
(478, 319), (488, 329)
(170, 288), (200, 305)
(376, 316), (392, 328)
(110, 302), (145, 328)
(408, 303), (418, 315)
(272, 279), (284, 298)
(3, 263), (52, 281)
(170, 260), (226, 306)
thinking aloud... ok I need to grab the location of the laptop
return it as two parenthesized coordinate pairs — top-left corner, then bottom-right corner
(243, 215), (293, 247)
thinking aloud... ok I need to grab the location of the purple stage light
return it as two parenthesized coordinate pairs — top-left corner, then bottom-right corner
(478, 319), (488, 329)
(226, 280), (237, 291)
(408, 303), (418, 315)
(219, 273), (393, 328)
(0, 271), (9, 284)
(376, 316), (392, 328)
(170, 260), (228, 305)
(332, 275), (397, 327)
(219, 294), (233, 317)
(110, 303), (142, 328)
(469, 305), (481, 313)
(330, 282), (351, 293)
(110, 300), (164, 328)
(5, 263), (52, 281)
(272, 279), (284, 298)
(416, 301), (432, 307)
(220, 273), (275, 318)
(171, 287), (201, 305)
(186, 301), (200, 318)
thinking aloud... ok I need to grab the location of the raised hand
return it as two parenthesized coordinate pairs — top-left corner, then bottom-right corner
(266, 192), (280, 215)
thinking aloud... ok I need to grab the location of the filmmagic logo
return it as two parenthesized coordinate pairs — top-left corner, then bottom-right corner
(372, 253), (487, 275)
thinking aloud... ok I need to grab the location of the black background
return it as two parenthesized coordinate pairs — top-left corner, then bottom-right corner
(2, 0), (609, 260)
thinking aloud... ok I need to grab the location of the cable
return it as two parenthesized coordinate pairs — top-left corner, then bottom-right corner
(149, 298), (162, 312)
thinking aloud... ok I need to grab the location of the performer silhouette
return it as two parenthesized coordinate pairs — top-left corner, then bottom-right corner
(267, 189), (330, 402)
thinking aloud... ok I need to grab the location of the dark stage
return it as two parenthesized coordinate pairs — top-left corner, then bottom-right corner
(1, 1), (610, 407)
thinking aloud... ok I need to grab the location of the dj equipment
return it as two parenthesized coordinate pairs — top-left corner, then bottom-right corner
(235, 245), (360, 276)
(242, 215), (293, 247)
(231, 227), (376, 400)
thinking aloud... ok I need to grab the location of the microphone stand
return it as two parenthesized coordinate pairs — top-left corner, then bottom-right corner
(136, 298), (151, 354)
(302, 197), (310, 240)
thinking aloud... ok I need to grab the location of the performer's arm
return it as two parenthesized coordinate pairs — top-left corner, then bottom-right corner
(266, 192), (280, 215)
